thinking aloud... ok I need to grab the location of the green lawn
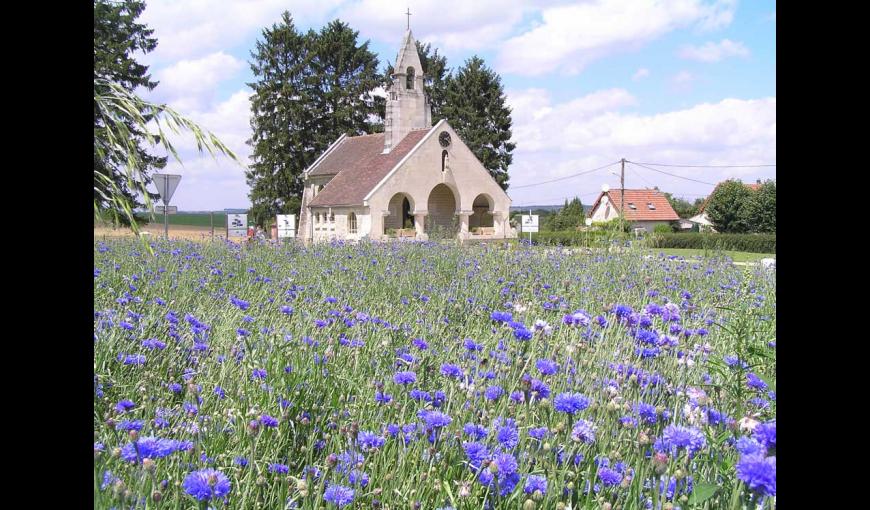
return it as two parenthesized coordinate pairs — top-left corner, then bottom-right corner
(647, 247), (775, 263)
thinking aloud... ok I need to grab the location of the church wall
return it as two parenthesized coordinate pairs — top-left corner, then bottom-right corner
(367, 122), (513, 238)
(310, 207), (369, 242)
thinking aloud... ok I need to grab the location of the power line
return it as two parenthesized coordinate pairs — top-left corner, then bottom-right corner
(627, 161), (718, 186)
(510, 161), (621, 189)
(631, 161), (776, 168)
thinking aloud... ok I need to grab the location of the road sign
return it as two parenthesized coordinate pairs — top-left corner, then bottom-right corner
(153, 174), (181, 205)
(277, 214), (296, 238)
(228, 214), (248, 237)
(520, 214), (539, 233)
(155, 206), (177, 214)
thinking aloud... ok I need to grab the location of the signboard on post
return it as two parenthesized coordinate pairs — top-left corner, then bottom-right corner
(152, 173), (181, 238)
(277, 214), (296, 238)
(227, 214), (248, 238)
(155, 206), (177, 214)
(520, 214), (539, 233)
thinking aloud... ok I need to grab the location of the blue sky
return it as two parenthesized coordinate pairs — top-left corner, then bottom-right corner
(138, 0), (775, 210)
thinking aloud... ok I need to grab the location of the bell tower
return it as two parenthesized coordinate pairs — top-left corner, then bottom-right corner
(383, 27), (432, 153)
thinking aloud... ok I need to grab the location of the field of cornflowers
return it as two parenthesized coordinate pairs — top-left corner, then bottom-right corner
(94, 239), (775, 510)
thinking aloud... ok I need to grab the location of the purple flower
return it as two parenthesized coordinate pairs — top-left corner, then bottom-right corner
(528, 427), (549, 440)
(230, 296), (250, 310)
(654, 425), (707, 457)
(420, 410), (452, 428)
(115, 399), (136, 413)
(441, 364), (464, 379)
(393, 371), (417, 385)
(183, 468), (231, 502)
(118, 353), (146, 365)
(324, 484), (355, 507)
(598, 467), (623, 487)
(269, 463), (290, 474)
(493, 452), (518, 476)
(553, 392), (591, 415)
(484, 385), (504, 401)
(358, 431), (386, 451)
(536, 359), (558, 376)
(463, 423), (488, 440)
(524, 475), (547, 495)
(260, 414), (278, 428)
(463, 441), (490, 469)
(252, 368), (267, 380)
(736, 455), (776, 497)
(571, 419), (597, 444)
(412, 338), (428, 350)
(753, 421), (776, 452)
(142, 338), (166, 350)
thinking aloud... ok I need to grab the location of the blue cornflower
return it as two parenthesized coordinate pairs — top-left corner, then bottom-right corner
(528, 427), (549, 440)
(441, 364), (464, 379)
(115, 399), (136, 413)
(635, 402), (658, 424)
(736, 455), (776, 497)
(654, 425), (707, 457)
(563, 309), (591, 326)
(409, 389), (432, 401)
(357, 431), (386, 451)
(536, 359), (558, 376)
(269, 463), (290, 473)
(375, 391), (392, 404)
(420, 410), (452, 428)
(490, 311), (513, 323)
(280, 305), (293, 314)
(571, 419), (597, 444)
(514, 328), (533, 340)
(524, 475), (547, 495)
(735, 437), (766, 456)
(412, 338), (428, 350)
(121, 436), (192, 462)
(348, 470), (369, 487)
(394, 371), (417, 385)
(183, 468), (231, 501)
(597, 467), (623, 487)
(324, 484), (355, 507)
(493, 452), (518, 476)
(746, 373), (768, 391)
(214, 386), (226, 399)
(463, 423), (488, 440)
(116, 419), (143, 432)
(142, 338), (166, 350)
(510, 391), (525, 403)
(463, 441), (490, 469)
(118, 353), (146, 365)
(494, 417), (519, 450)
(554, 392), (591, 415)
(260, 414), (279, 428)
(252, 368), (267, 380)
(530, 378), (551, 399)
(485, 385), (504, 401)
(753, 421), (776, 452)
(464, 338), (483, 351)
(230, 296), (250, 311)
(234, 457), (248, 467)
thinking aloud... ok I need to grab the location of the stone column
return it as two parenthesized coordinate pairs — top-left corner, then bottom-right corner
(376, 211), (390, 241)
(457, 210), (472, 241)
(414, 211), (428, 241)
(493, 211), (508, 237)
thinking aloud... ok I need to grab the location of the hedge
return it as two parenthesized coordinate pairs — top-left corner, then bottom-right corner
(646, 233), (776, 253)
(526, 230), (630, 247)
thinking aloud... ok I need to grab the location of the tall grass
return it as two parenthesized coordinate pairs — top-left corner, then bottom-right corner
(94, 239), (775, 509)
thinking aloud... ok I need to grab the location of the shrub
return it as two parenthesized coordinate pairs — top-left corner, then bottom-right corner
(653, 224), (674, 234)
(528, 230), (630, 247)
(646, 233), (776, 253)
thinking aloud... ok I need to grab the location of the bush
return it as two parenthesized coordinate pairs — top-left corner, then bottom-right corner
(653, 224), (674, 234)
(647, 233), (776, 253)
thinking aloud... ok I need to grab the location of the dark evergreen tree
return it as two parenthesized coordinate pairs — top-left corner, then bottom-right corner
(663, 192), (699, 218)
(443, 56), (515, 190)
(545, 197), (585, 230)
(246, 16), (381, 227)
(94, 0), (165, 224)
(706, 180), (753, 233)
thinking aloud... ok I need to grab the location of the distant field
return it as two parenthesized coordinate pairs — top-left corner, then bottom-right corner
(141, 212), (230, 227)
(646, 247), (775, 263)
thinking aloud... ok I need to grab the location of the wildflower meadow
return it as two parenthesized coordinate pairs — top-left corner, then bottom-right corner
(94, 239), (775, 510)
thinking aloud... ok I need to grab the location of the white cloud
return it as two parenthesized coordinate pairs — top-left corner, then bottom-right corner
(496, 0), (737, 76)
(670, 70), (696, 91)
(140, 0), (343, 62)
(155, 52), (245, 111)
(679, 39), (749, 62)
(632, 68), (650, 80)
(505, 88), (776, 204)
(335, 0), (530, 51)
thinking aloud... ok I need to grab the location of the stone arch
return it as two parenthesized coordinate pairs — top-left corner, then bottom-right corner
(426, 183), (459, 234)
(470, 193), (494, 230)
(385, 192), (415, 232)
(406, 67), (415, 89)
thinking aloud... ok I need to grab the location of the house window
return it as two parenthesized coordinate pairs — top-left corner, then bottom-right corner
(348, 212), (357, 234)
(441, 150), (449, 172)
(406, 67), (415, 89)
(647, 202), (656, 210)
(628, 203), (637, 210)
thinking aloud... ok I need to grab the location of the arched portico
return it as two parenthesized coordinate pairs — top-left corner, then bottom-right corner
(384, 192), (415, 235)
(426, 183), (459, 237)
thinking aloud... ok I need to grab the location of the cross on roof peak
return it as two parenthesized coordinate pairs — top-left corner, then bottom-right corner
(405, 7), (411, 30)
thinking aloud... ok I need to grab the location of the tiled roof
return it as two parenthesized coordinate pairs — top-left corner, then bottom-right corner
(308, 128), (432, 207)
(590, 189), (680, 221)
(698, 182), (761, 213)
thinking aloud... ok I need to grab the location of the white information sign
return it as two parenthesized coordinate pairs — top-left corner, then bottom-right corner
(277, 214), (296, 238)
(520, 214), (539, 233)
(228, 213), (248, 237)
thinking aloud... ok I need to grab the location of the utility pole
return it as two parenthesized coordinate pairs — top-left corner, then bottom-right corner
(620, 158), (626, 230)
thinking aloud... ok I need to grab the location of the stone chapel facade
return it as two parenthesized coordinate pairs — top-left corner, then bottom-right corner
(298, 29), (514, 243)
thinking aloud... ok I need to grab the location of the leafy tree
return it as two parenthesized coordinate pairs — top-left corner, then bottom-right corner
(94, 0), (165, 224)
(742, 180), (776, 233)
(545, 197), (585, 231)
(246, 15), (382, 227)
(663, 192), (700, 218)
(443, 56), (515, 190)
(706, 180), (754, 233)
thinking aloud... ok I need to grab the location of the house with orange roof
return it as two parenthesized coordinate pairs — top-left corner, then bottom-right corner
(689, 180), (762, 231)
(587, 188), (680, 232)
